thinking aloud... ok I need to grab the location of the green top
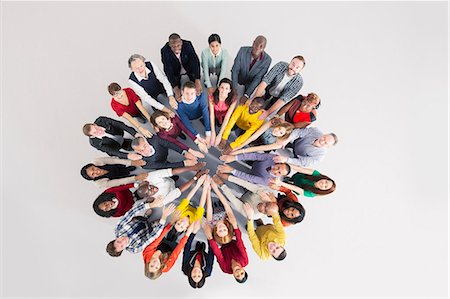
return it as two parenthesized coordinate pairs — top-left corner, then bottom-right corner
(292, 170), (321, 197)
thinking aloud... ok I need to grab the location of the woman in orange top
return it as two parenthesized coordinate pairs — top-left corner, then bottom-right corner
(142, 220), (198, 280)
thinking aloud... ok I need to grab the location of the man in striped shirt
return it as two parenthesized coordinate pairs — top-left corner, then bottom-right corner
(106, 199), (176, 256)
(250, 56), (306, 119)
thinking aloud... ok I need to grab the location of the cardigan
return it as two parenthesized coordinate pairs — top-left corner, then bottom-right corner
(222, 104), (264, 148)
(156, 115), (197, 151)
(247, 213), (286, 260)
(208, 228), (248, 274)
(201, 47), (229, 88)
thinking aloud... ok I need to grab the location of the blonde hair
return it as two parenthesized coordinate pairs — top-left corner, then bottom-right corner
(273, 122), (295, 141)
(144, 253), (168, 280)
(306, 92), (320, 104)
(212, 219), (234, 245)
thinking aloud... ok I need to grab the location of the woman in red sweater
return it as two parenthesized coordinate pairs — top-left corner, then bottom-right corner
(92, 183), (136, 218)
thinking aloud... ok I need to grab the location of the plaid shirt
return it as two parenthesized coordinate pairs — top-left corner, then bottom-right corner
(262, 61), (303, 102)
(114, 202), (166, 254)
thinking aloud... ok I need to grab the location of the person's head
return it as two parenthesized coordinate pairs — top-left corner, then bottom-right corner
(93, 192), (117, 217)
(168, 33), (182, 55)
(280, 197), (306, 224)
(106, 236), (129, 257)
(182, 81), (197, 103)
(213, 78), (235, 106)
(145, 252), (167, 280)
(256, 201), (279, 216)
(80, 163), (106, 181)
(251, 35), (267, 57)
(287, 56), (306, 76)
(270, 163), (290, 177)
(208, 33), (222, 56)
(268, 242), (286, 261)
(300, 92), (321, 112)
(135, 181), (159, 199)
(314, 133), (338, 148)
(212, 219), (234, 245)
(82, 123), (104, 137)
(233, 267), (248, 283)
(150, 110), (172, 130)
(174, 216), (190, 232)
(131, 137), (154, 156)
(248, 97), (264, 114)
(188, 266), (206, 288)
(271, 123), (294, 141)
(107, 82), (123, 100)
(128, 54), (146, 77)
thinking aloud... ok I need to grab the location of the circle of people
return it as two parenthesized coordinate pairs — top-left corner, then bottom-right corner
(80, 33), (338, 288)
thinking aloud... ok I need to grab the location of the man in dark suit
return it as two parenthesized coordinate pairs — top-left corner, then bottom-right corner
(161, 33), (202, 103)
(83, 116), (142, 160)
(231, 36), (272, 103)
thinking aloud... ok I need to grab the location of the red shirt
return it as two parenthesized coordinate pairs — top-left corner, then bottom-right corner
(111, 88), (141, 117)
(208, 228), (248, 274)
(104, 183), (135, 217)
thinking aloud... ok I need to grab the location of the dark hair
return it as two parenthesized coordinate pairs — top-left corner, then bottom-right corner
(182, 81), (196, 90)
(188, 269), (206, 288)
(273, 249), (287, 261)
(279, 195), (305, 224)
(93, 192), (117, 218)
(80, 163), (94, 180)
(108, 82), (121, 96)
(212, 78), (235, 107)
(150, 110), (171, 129)
(292, 55), (306, 67)
(106, 240), (123, 257)
(235, 271), (248, 283)
(131, 137), (144, 149)
(169, 33), (181, 41)
(253, 97), (265, 105)
(208, 33), (221, 44)
(289, 173), (336, 196)
(283, 163), (291, 176)
(82, 124), (94, 136)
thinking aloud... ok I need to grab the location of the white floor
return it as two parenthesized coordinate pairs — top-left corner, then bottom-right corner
(1, 2), (448, 298)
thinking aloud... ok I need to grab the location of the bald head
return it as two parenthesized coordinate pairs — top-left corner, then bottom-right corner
(251, 35), (267, 58)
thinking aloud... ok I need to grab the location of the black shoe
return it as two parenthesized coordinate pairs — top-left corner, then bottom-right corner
(179, 133), (187, 140)
(137, 116), (148, 124)
(171, 175), (179, 182)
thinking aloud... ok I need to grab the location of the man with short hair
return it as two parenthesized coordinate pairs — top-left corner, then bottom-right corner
(243, 202), (287, 261)
(218, 152), (290, 186)
(83, 116), (141, 160)
(176, 81), (211, 144)
(161, 33), (202, 101)
(231, 35), (272, 100)
(127, 54), (177, 115)
(131, 136), (202, 170)
(274, 127), (338, 167)
(218, 97), (265, 154)
(251, 56), (306, 117)
(106, 200), (176, 256)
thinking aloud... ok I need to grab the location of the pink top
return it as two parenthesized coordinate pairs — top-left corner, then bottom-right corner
(209, 95), (236, 125)
(111, 88), (141, 117)
(156, 115), (197, 151)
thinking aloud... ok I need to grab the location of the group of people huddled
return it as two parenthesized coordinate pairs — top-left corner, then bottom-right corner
(80, 32), (338, 288)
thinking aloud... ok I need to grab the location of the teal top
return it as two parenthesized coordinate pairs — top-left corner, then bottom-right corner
(201, 47), (229, 88)
(292, 170), (321, 198)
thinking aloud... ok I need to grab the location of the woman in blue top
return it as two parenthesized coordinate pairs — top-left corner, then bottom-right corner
(201, 34), (229, 95)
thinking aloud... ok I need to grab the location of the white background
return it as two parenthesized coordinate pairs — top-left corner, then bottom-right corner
(1, 1), (448, 298)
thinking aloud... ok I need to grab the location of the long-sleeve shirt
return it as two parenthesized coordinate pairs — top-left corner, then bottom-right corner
(222, 104), (264, 148)
(138, 168), (181, 205)
(286, 127), (327, 167)
(92, 156), (135, 188)
(277, 186), (303, 227)
(128, 61), (173, 111)
(176, 199), (205, 223)
(208, 228), (249, 274)
(247, 213), (286, 260)
(104, 183), (135, 217)
(156, 115), (197, 151)
(142, 224), (189, 273)
(115, 202), (166, 254)
(232, 152), (276, 185)
(201, 47), (229, 88)
(176, 92), (211, 136)
(262, 61), (303, 102)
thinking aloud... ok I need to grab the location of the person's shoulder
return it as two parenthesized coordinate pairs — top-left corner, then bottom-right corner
(161, 42), (170, 53)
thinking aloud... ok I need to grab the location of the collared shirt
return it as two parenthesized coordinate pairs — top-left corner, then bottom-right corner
(128, 61), (174, 111)
(262, 61), (303, 102)
(115, 202), (166, 254)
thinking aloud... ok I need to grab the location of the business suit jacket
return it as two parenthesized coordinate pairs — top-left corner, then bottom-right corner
(141, 135), (185, 169)
(161, 39), (201, 88)
(89, 116), (137, 159)
(182, 234), (214, 277)
(231, 46), (272, 96)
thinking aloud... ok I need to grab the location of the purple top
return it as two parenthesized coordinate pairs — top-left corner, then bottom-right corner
(232, 152), (276, 185)
(156, 115), (196, 151)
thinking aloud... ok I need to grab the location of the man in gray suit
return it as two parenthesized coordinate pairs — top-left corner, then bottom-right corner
(231, 36), (272, 102)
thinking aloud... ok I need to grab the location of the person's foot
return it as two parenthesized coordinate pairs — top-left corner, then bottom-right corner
(212, 174), (224, 186)
(216, 171), (230, 181)
(254, 219), (264, 227)
(193, 161), (207, 171)
(195, 169), (209, 180)
(179, 133), (187, 140)
(171, 175), (179, 182)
